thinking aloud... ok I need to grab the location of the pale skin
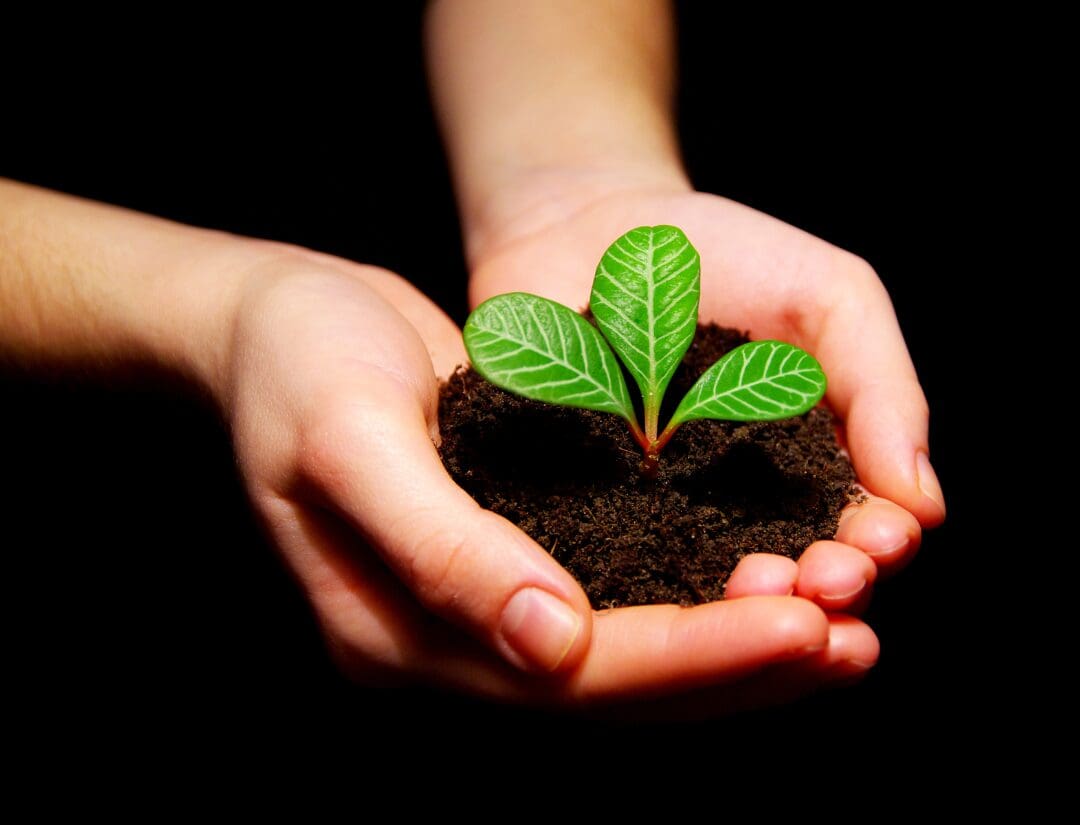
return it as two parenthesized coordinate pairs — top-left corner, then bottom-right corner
(0, 1), (943, 712)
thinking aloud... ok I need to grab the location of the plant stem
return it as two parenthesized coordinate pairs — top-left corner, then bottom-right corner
(633, 400), (664, 479)
(633, 413), (677, 479)
(639, 450), (659, 479)
(627, 417), (651, 452)
(627, 418), (661, 478)
(653, 420), (680, 454)
(644, 397), (660, 445)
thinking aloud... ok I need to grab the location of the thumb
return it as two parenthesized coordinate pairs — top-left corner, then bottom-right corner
(816, 273), (946, 528)
(307, 384), (592, 674)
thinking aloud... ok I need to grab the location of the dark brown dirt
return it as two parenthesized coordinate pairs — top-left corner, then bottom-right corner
(438, 324), (857, 609)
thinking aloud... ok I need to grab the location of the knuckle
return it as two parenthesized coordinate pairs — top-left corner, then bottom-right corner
(404, 519), (481, 615)
(827, 250), (889, 301)
(294, 391), (369, 492)
(765, 604), (821, 649)
(836, 249), (879, 282)
(239, 265), (332, 333)
(295, 375), (420, 485)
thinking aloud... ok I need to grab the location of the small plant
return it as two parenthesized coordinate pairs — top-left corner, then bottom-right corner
(464, 225), (826, 476)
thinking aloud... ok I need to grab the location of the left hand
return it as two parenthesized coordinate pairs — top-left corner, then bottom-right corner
(467, 177), (944, 625)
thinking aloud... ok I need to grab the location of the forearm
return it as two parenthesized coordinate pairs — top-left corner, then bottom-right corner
(425, 0), (690, 263)
(0, 179), (264, 400)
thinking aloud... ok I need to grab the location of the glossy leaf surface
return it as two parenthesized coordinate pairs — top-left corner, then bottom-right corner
(464, 292), (637, 423)
(669, 340), (826, 426)
(590, 225), (700, 427)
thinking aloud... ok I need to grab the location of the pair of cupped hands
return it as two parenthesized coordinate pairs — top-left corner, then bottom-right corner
(224, 182), (945, 713)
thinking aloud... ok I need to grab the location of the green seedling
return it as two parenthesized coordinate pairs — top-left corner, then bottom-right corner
(464, 225), (827, 476)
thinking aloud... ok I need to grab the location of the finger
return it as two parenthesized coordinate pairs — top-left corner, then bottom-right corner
(261, 499), (533, 696)
(725, 553), (799, 598)
(263, 498), (842, 712)
(817, 613), (880, 670)
(815, 265), (945, 528)
(267, 503), (843, 713)
(795, 541), (877, 612)
(836, 493), (922, 576)
(714, 614), (880, 710)
(589, 613), (879, 720)
(305, 383), (593, 676)
(705, 614), (880, 710)
(564, 596), (829, 700)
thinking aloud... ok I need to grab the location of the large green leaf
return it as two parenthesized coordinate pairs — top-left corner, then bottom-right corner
(669, 341), (827, 427)
(464, 292), (638, 423)
(590, 225), (700, 430)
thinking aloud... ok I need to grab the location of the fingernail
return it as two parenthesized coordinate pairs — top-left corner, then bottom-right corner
(830, 660), (877, 686)
(846, 659), (877, 671)
(916, 451), (946, 517)
(499, 588), (581, 673)
(818, 581), (867, 603)
(865, 531), (909, 560)
(795, 640), (828, 658)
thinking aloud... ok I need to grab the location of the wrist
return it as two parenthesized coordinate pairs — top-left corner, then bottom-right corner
(0, 180), (287, 409)
(147, 234), (304, 411)
(426, 0), (689, 268)
(464, 160), (692, 270)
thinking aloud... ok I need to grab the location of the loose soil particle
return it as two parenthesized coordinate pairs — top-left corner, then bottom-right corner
(439, 324), (857, 609)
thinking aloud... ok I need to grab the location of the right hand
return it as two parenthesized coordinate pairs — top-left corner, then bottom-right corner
(223, 245), (878, 710)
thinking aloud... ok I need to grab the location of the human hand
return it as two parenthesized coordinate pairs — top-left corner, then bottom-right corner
(220, 245), (872, 709)
(0, 178), (875, 712)
(422, 0), (912, 703)
(466, 176), (944, 626)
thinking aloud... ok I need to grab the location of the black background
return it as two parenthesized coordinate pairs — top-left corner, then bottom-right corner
(2, 5), (1000, 764)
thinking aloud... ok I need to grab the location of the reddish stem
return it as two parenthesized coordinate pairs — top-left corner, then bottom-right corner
(653, 421), (681, 455)
(629, 419), (681, 479)
(627, 418), (651, 452)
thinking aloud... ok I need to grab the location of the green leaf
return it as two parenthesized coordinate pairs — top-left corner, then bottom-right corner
(669, 341), (827, 427)
(464, 292), (638, 424)
(590, 225), (700, 434)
